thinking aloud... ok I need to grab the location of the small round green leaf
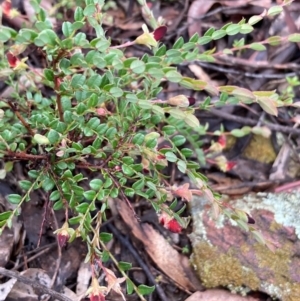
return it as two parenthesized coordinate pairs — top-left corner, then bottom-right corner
(165, 70), (182, 83)
(137, 285), (155, 296)
(171, 135), (186, 146)
(90, 179), (103, 190)
(165, 151), (177, 162)
(8, 194), (22, 204)
(226, 24), (241, 36)
(249, 43), (266, 51)
(132, 133), (145, 145)
(130, 60), (146, 74)
(47, 129), (60, 144)
(267, 5), (283, 17)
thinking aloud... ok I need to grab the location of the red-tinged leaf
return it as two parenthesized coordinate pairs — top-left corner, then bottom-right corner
(172, 183), (193, 202)
(153, 26), (167, 41)
(257, 97), (278, 116)
(6, 52), (18, 67)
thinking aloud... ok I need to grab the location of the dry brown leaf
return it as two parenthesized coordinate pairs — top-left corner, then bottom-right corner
(116, 199), (202, 292)
(187, 1), (215, 38)
(188, 64), (211, 82)
(185, 290), (259, 301)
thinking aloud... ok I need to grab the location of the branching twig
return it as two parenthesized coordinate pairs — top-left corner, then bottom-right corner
(7, 101), (35, 136)
(0, 267), (72, 301)
(4, 151), (48, 160)
(210, 108), (300, 135)
(197, 61), (298, 79)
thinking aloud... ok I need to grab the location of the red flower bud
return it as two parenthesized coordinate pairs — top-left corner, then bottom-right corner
(166, 219), (182, 233)
(54, 222), (73, 248)
(6, 52), (18, 68)
(58, 230), (69, 248)
(187, 97), (196, 106)
(159, 212), (182, 233)
(153, 26), (167, 41)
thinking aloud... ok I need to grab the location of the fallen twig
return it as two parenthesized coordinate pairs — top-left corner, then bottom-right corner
(0, 267), (72, 301)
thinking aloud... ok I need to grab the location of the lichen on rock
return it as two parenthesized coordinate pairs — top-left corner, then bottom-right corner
(190, 192), (300, 301)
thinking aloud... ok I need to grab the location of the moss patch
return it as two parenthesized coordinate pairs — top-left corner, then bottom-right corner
(192, 241), (260, 290)
(242, 134), (276, 163)
(192, 240), (300, 301)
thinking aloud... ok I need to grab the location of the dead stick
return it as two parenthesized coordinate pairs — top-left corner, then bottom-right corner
(0, 267), (72, 301)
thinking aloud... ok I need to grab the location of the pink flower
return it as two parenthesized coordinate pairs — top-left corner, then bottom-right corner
(89, 292), (106, 301)
(87, 278), (107, 301)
